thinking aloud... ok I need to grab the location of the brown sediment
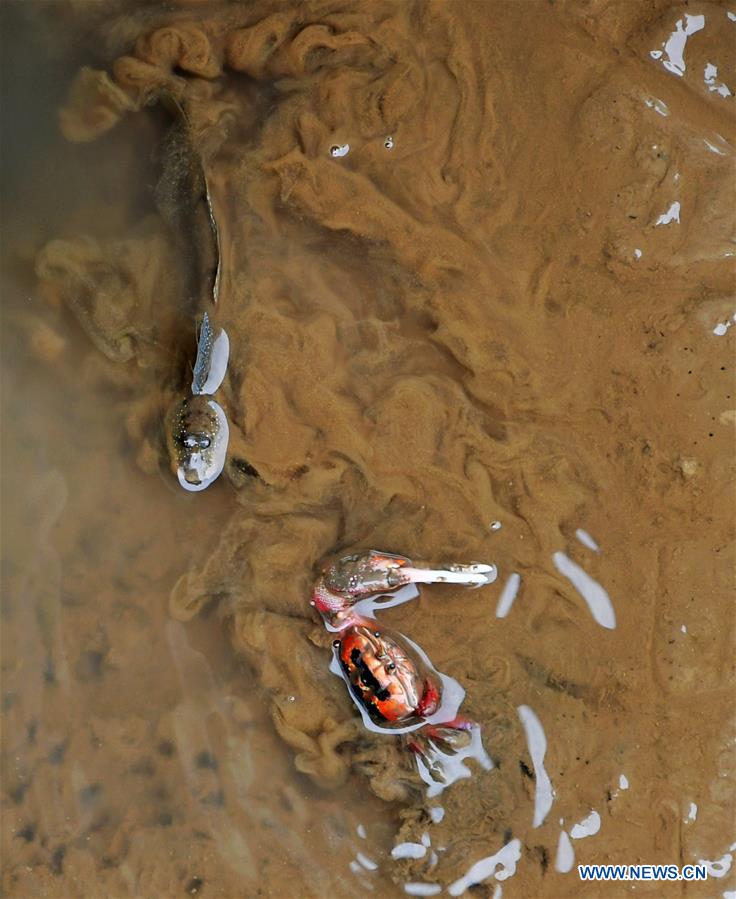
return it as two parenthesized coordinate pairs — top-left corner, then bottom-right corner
(3, 0), (735, 896)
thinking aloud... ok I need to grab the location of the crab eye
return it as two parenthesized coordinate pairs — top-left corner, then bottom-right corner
(374, 631), (381, 638)
(332, 640), (341, 648)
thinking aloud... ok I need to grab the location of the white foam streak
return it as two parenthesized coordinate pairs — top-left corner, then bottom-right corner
(698, 853), (733, 878)
(644, 97), (669, 117)
(570, 810), (601, 839)
(357, 852), (378, 871)
(447, 840), (522, 896)
(553, 552), (616, 629)
(651, 14), (705, 77)
(655, 201), (681, 225)
(575, 529), (600, 552)
(555, 830), (575, 873)
(704, 134), (730, 156)
(517, 705), (554, 827)
(392, 842), (427, 860)
(495, 573), (521, 618)
(713, 313), (736, 337)
(704, 63), (733, 97)
(404, 885), (441, 897)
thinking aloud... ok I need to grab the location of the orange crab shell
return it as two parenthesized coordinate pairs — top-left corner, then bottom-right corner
(336, 626), (440, 724)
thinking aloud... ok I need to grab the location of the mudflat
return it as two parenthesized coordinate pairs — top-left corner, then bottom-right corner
(2, 2), (734, 896)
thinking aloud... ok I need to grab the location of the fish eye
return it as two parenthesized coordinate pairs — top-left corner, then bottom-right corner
(387, 662), (396, 671)
(332, 640), (340, 648)
(183, 433), (211, 450)
(374, 631), (381, 638)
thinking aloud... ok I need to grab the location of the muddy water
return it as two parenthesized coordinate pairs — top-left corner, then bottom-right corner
(2, 1), (735, 897)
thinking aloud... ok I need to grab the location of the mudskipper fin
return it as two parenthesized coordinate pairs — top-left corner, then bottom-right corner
(191, 312), (230, 395)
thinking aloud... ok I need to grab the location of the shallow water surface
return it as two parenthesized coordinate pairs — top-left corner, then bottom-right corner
(1, 1), (735, 897)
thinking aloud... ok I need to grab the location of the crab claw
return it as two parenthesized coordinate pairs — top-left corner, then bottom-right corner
(325, 551), (412, 597)
(310, 551), (410, 622)
(311, 551), (498, 626)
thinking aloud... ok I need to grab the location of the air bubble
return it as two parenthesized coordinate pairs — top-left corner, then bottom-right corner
(330, 144), (350, 158)
(384, 135), (394, 149)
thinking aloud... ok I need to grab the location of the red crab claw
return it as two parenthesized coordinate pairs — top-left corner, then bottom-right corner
(323, 551), (413, 598)
(310, 550), (497, 627)
(310, 551), (412, 625)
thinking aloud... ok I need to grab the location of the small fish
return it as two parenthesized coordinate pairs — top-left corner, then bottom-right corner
(166, 312), (231, 491)
(158, 93), (232, 493)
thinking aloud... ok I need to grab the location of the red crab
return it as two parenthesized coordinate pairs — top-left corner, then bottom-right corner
(334, 624), (440, 726)
(312, 549), (496, 728)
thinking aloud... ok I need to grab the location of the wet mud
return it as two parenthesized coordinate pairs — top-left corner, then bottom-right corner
(2, 1), (735, 897)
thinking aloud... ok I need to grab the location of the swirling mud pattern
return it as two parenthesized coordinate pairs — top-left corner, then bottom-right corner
(1, 1), (734, 897)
